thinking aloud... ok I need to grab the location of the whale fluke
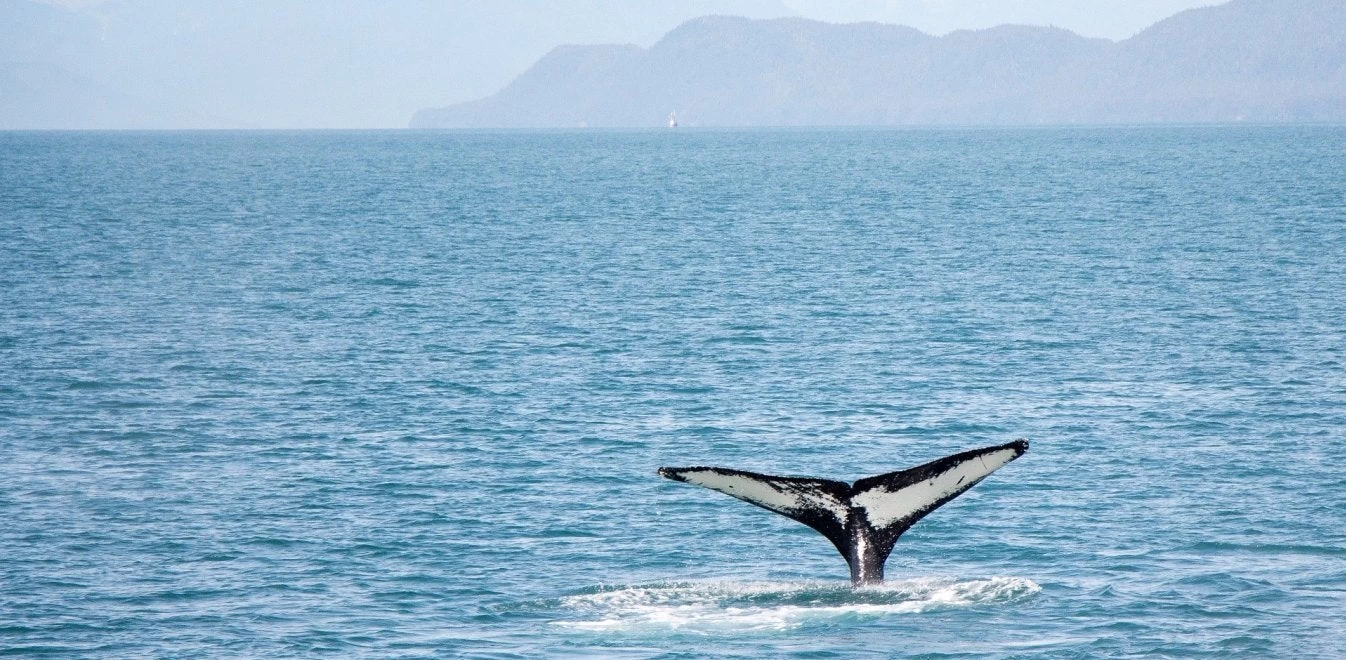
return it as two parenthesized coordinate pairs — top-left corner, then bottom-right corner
(658, 439), (1028, 586)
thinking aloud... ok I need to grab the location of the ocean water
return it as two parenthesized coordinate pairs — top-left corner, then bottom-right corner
(2, 127), (1345, 657)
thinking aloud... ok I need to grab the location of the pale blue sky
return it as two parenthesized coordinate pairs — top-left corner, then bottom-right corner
(39, 0), (1222, 41)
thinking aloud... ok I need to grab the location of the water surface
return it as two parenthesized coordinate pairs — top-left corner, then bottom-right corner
(2, 127), (1345, 657)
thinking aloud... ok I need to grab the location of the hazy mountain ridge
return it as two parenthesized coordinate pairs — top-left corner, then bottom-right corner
(0, 0), (800, 129)
(0, 61), (232, 130)
(2, 62), (159, 129)
(412, 0), (1346, 128)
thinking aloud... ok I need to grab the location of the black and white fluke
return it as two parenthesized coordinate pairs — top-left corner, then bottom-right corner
(658, 440), (1028, 586)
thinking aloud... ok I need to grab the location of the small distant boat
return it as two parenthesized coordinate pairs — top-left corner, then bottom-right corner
(668, 112), (677, 128)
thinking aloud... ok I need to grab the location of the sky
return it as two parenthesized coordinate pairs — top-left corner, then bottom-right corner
(12, 0), (1225, 128)
(35, 0), (1224, 42)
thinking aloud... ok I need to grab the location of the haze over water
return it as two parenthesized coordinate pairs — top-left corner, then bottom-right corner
(3, 127), (1346, 656)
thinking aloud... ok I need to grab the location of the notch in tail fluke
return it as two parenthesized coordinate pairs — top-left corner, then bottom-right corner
(658, 439), (1028, 586)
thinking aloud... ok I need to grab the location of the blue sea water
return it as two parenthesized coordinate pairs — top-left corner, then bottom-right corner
(2, 127), (1345, 657)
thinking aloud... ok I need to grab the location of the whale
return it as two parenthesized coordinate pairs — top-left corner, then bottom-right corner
(658, 439), (1028, 586)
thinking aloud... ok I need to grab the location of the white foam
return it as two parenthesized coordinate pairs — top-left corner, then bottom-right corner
(552, 577), (1040, 633)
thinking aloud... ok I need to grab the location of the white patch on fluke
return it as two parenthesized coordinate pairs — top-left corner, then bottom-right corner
(851, 447), (1021, 528)
(676, 470), (848, 522)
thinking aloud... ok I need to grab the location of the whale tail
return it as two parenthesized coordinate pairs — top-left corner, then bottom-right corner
(658, 439), (1028, 586)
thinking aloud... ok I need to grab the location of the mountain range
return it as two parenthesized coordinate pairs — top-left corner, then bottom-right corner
(412, 0), (1346, 128)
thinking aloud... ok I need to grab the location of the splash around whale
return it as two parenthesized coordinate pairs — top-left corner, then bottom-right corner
(659, 440), (1028, 586)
